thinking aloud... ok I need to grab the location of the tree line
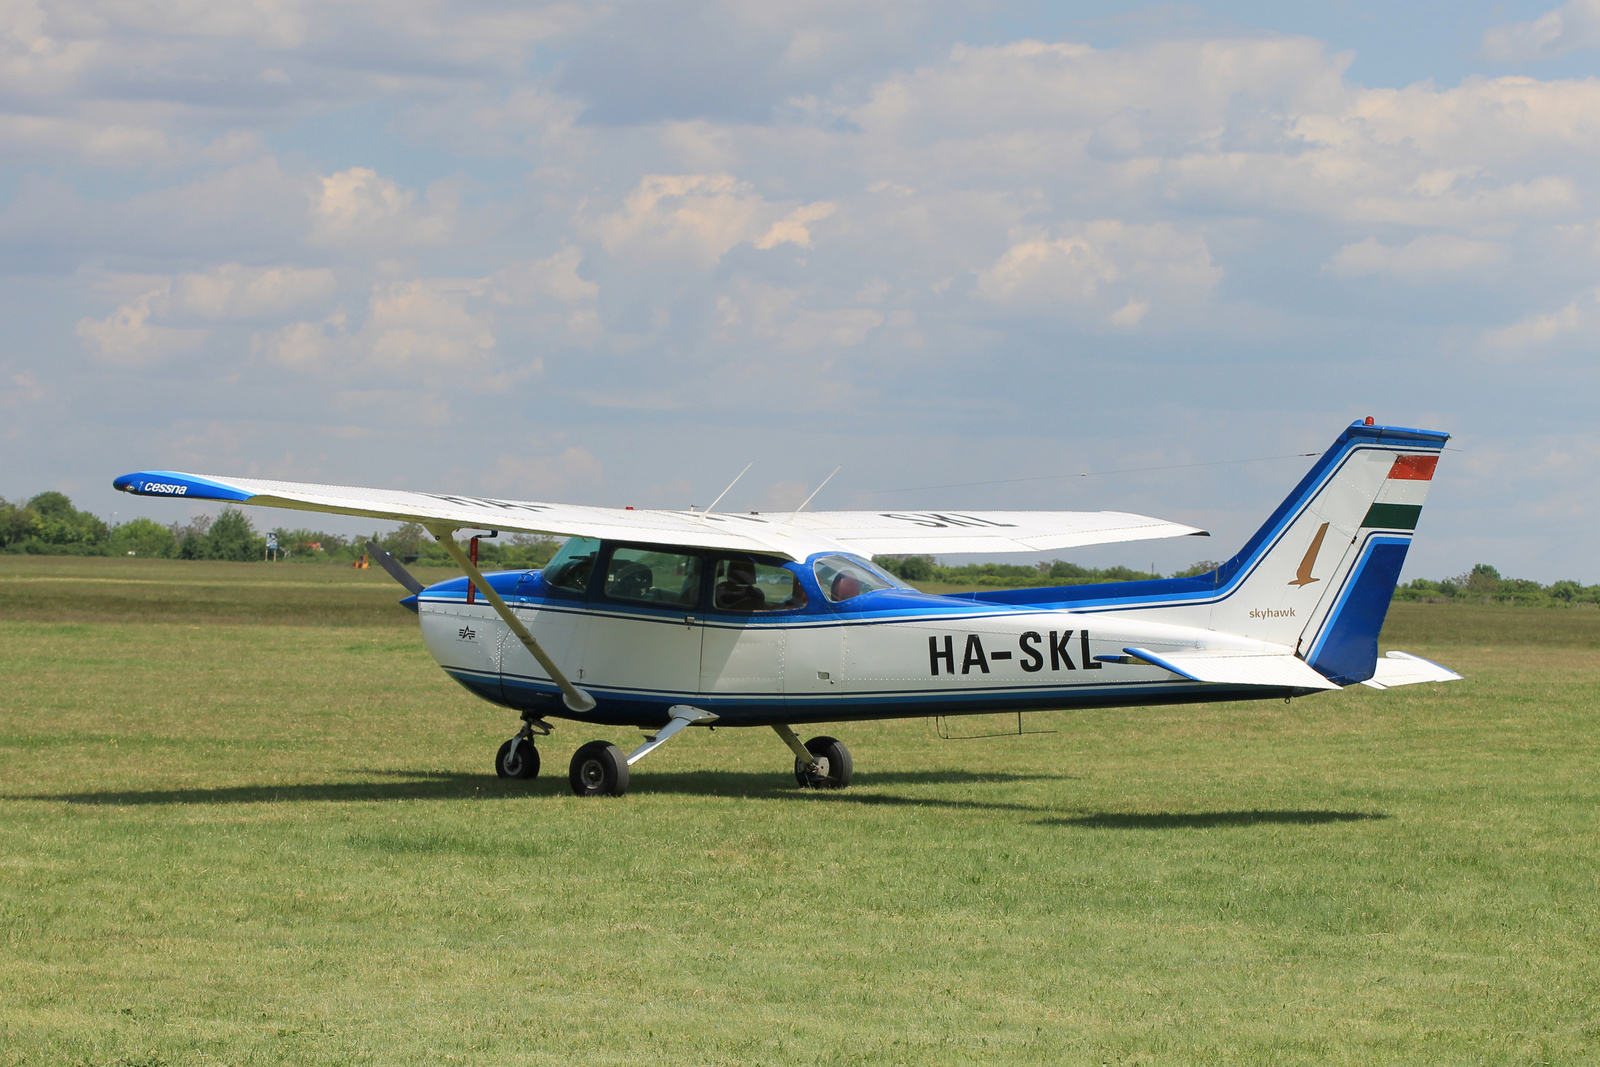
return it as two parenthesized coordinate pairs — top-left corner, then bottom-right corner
(0, 493), (557, 568)
(4, 492), (1595, 604)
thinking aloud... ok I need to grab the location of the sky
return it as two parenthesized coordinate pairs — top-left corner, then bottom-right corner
(3, 0), (1598, 581)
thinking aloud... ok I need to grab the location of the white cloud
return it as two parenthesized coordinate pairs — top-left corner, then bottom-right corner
(596, 174), (834, 267)
(309, 168), (456, 250)
(0, 113), (172, 165)
(253, 316), (342, 369)
(483, 444), (604, 498)
(170, 263), (337, 319)
(76, 263), (336, 366)
(1326, 235), (1509, 279)
(754, 200), (836, 250)
(76, 291), (209, 367)
(1480, 287), (1600, 353)
(973, 221), (1219, 318)
(490, 246), (597, 306)
(362, 280), (496, 367)
(1483, 0), (1600, 61)
(2, 370), (48, 409)
(714, 282), (884, 351)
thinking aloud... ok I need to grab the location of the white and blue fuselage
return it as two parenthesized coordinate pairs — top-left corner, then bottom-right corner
(414, 557), (1302, 729)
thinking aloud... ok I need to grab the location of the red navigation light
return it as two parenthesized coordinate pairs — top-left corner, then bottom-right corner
(1364, 416), (1375, 425)
(626, 506), (634, 510)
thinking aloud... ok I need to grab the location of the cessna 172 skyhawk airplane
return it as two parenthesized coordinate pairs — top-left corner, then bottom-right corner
(115, 419), (1459, 797)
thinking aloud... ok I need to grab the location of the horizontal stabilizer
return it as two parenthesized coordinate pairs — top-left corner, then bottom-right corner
(1359, 650), (1463, 690)
(1122, 646), (1341, 691)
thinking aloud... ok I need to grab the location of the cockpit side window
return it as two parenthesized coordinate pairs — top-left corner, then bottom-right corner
(712, 557), (808, 613)
(544, 536), (600, 593)
(603, 546), (702, 608)
(812, 554), (905, 602)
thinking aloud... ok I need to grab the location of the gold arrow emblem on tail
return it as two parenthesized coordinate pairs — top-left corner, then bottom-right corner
(1289, 522), (1329, 587)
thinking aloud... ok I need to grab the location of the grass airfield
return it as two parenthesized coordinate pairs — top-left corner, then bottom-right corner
(2, 557), (1598, 1065)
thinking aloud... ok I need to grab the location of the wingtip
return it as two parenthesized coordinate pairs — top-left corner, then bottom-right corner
(109, 471), (254, 503)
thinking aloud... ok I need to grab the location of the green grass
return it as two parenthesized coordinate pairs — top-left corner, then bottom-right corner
(2, 556), (1599, 1065)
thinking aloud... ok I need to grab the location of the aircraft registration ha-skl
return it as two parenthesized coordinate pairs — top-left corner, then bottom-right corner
(115, 419), (1460, 797)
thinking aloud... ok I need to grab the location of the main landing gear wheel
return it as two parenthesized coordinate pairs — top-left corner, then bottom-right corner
(569, 740), (629, 797)
(795, 735), (852, 790)
(495, 737), (540, 780)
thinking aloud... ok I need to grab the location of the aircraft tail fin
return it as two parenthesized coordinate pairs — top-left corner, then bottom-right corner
(1197, 420), (1448, 683)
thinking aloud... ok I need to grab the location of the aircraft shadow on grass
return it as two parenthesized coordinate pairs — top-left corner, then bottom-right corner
(1040, 810), (1388, 830)
(12, 768), (1071, 812)
(13, 774), (1386, 827)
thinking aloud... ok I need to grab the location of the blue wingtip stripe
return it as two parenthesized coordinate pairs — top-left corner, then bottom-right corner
(112, 471), (254, 503)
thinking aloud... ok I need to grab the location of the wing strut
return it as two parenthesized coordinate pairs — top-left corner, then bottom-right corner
(427, 525), (597, 714)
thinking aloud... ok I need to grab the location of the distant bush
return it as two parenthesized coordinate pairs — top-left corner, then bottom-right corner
(1392, 563), (1600, 608)
(874, 555), (1166, 588)
(109, 518), (177, 558)
(1, 493), (110, 554)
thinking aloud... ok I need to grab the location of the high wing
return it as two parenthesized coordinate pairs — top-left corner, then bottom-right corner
(113, 470), (1206, 560)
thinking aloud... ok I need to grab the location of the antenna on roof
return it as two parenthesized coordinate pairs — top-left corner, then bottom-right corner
(788, 466), (841, 524)
(700, 462), (753, 519)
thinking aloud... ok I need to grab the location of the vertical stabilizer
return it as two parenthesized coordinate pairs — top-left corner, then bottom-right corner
(1199, 422), (1447, 682)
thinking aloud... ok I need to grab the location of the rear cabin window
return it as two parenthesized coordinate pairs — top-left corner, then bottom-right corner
(543, 536), (600, 593)
(813, 554), (905, 603)
(712, 558), (808, 612)
(604, 547), (702, 608)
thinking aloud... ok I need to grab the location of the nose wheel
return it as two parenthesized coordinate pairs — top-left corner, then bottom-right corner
(495, 716), (551, 780)
(793, 735), (852, 789)
(495, 736), (540, 779)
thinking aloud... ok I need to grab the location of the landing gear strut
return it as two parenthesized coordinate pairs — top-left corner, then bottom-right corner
(568, 705), (719, 797)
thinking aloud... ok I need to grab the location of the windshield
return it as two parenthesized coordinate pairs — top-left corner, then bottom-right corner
(812, 554), (908, 602)
(543, 536), (600, 593)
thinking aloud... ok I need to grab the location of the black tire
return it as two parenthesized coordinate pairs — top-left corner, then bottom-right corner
(569, 740), (630, 797)
(794, 735), (852, 789)
(495, 737), (540, 780)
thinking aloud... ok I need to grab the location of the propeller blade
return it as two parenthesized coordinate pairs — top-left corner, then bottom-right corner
(366, 541), (425, 595)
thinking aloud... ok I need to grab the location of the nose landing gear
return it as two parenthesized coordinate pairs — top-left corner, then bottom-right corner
(495, 716), (551, 780)
(772, 724), (853, 789)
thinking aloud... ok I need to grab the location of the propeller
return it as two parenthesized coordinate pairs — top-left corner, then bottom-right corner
(365, 540), (425, 595)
